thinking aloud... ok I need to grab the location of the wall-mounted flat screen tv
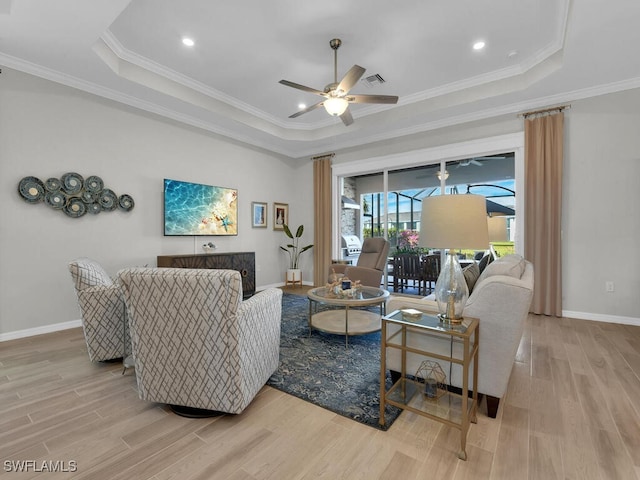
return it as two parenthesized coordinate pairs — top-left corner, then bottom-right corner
(164, 179), (238, 236)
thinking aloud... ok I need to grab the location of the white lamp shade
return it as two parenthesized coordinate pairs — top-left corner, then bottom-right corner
(419, 194), (489, 250)
(324, 97), (349, 116)
(487, 216), (508, 243)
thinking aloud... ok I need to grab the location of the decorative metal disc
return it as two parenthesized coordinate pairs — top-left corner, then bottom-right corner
(80, 190), (98, 204)
(84, 176), (104, 193)
(64, 197), (87, 218)
(87, 202), (102, 215)
(45, 177), (62, 192)
(99, 189), (117, 211)
(18, 176), (45, 203)
(45, 191), (67, 209)
(118, 194), (135, 211)
(61, 172), (84, 195)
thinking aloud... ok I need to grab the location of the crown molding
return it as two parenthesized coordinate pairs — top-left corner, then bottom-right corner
(3, 44), (640, 160)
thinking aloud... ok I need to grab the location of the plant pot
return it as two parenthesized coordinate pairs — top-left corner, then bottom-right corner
(286, 269), (302, 282)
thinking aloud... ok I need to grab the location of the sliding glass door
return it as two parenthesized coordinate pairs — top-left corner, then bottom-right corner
(335, 153), (516, 291)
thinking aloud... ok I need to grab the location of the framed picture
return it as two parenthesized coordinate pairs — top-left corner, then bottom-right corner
(251, 201), (267, 228)
(273, 202), (288, 230)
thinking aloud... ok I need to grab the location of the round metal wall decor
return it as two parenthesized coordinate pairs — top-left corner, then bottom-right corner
(45, 191), (67, 209)
(18, 177), (45, 203)
(99, 189), (118, 211)
(87, 202), (102, 215)
(17, 173), (134, 219)
(45, 177), (61, 192)
(118, 194), (134, 211)
(84, 176), (103, 193)
(80, 190), (98, 204)
(61, 172), (84, 195)
(64, 197), (87, 218)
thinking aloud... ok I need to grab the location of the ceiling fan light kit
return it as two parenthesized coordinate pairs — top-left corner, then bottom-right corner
(324, 96), (349, 116)
(279, 38), (398, 126)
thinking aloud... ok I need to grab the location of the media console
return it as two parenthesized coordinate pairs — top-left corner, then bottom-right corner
(157, 252), (255, 299)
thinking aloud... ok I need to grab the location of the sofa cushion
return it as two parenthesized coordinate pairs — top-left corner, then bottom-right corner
(477, 254), (525, 285)
(462, 262), (480, 293)
(69, 258), (113, 290)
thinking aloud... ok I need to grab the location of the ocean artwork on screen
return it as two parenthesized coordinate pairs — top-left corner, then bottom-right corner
(164, 179), (238, 236)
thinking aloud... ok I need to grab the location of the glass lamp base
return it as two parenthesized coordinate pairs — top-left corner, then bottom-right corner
(434, 252), (469, 322)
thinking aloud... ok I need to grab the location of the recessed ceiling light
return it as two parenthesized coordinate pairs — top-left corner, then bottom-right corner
(298, 103), (306, 110)
(473, 41), (485, 51)
(182, 37), (195, 47)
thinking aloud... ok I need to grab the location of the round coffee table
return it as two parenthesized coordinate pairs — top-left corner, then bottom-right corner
(307, 286), (389, 347)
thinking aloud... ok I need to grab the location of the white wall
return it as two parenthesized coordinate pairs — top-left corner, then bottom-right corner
(0, 68), (314, 338)
(2, 68), (639, 339)
(562, 90), (640, 322)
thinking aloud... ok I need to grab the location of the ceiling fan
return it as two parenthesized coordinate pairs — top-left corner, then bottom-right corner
(456, 156), (506, 168)
(279, 38), (399, 126)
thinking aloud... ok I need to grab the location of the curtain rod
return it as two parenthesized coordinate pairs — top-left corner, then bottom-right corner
(519, 104), (570, 118)
(311, 153), (335, 161)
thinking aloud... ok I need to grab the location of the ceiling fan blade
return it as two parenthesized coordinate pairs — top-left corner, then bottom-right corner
(340, 108), (354, 126)
(288, 101), (324, 118)
(279, 80), (326, 96)
(337, 65), (366, 94)
(347, 94), (399, 104)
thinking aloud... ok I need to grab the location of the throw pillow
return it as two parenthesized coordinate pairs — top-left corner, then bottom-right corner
(478, 253), (493, 274)
(477, 254), (525, 284)
(462, 263), (480, 294)
(69, 258), (113, 290)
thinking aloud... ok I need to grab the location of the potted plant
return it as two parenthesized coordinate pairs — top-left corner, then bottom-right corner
(280, 224), (313, 283)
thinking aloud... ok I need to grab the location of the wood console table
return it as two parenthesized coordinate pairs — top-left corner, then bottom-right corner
(157, 252), (255, 299)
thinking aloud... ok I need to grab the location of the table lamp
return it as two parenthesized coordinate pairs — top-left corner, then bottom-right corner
(419, 194), (489, 323)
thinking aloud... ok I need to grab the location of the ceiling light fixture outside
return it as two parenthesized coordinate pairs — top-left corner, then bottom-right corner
(473, 41), (485, 50)
(182, 37), (195, 47)
(324, 96), (349, 116)
(437, 170), (449, 180)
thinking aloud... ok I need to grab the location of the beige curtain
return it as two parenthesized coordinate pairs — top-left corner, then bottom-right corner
(313, 156), (333, 287)
(524, 111), (564, 316)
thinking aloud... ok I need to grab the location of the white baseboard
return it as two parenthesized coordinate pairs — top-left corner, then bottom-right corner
(562, 310), (640, 327)
(0, 319), (82, 342)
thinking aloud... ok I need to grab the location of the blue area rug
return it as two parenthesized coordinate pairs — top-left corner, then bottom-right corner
(267, 293), (401, 430)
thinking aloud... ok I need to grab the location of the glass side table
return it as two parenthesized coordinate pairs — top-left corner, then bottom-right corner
(379, 309), (479, 460)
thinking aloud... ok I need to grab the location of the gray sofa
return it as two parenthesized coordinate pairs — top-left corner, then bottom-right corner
(385, 254), (534, 418)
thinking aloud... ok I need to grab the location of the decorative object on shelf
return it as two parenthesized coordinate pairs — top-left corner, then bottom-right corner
(400, 308), (423, 321)
(17, 173), (134, 218)
(324, 276), (362, 299)
(202, 242), (216, 253)
(419, 194), (488, 323)
(280, 223), (313, 284)
(415, 360), (447, 400)
(251, 201), (267, 228)
(273, 202), (288, 231)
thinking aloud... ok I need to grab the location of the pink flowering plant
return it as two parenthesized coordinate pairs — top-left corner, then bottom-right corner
(395, 229), (426, 253)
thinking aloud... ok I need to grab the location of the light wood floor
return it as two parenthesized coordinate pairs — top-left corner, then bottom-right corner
(2, 312), (640, 479)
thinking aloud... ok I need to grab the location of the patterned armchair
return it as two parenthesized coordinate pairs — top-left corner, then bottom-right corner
(68, 258), (128, 362)
(118, 267), (282, 415)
